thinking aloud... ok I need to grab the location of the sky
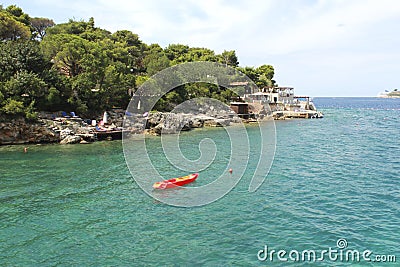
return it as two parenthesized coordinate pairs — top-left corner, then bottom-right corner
(2, 0), (400, 96)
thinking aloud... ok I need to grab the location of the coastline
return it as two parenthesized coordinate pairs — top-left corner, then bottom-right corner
(0, 101), (324, 146)
(0, 109), (245, 146)
(0, 95), (347, 146)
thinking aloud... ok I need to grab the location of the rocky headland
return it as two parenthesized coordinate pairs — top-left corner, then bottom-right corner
(0, 107), (244, 145)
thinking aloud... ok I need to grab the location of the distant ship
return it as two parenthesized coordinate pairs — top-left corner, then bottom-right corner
(377, 89), (400, 98)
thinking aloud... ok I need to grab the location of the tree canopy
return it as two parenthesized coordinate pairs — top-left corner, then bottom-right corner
(0, 4), (277, 119)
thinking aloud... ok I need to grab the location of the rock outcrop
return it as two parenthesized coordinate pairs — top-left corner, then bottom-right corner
(0, 103), (244, 145)
(124, 111), (240, 136)
(0, 118), (59, 145)
(60, 135), (82, 144)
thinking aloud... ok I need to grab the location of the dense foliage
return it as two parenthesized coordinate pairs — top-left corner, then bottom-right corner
(0, 5), (276, 118)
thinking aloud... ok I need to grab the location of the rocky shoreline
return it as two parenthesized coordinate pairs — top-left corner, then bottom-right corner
(0, 117), (59, 145)
(0, 98), (324, 145)
(0, 108), (246, 145)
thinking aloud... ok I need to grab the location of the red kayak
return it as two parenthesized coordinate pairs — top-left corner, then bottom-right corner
(153, 173), (199, 189)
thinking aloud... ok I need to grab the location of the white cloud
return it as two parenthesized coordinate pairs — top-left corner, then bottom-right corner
(238, 0), (400, 55)
(3, 0), (400, 96)
(5, 0), (400, 53)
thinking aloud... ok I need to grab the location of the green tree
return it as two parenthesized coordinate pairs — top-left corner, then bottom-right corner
(1, 98), (24, 115)
(46, 18), (90, 35)
(41, 34), (90, 77)
(0, 11), (31, 40)
(237, 66), (259, 83)
(0, 40), (48, 80)
(257, 74), (273, 88)
(112, 30), (142, 47)
(0, 8), (278, 116)
(218, 50), (239, 67)
(135, 75), (149, 88)
(255, 64), (275, 89)
(185, 47), (217, 62)
(31, 17), (55, 40)
(143, 44), (171, 76)
(256, 64), (274, 80)
(110, 30), (145, 73)
(5, 5), (30, 27)
(46, 87), (62, 107)
(0, 39), (57, 116)
(46, 18), (111, 42)
(42, 18), (143, 112)
(165, 44), (189, 63)
(237, 65), (275, 89)
(3, 71), (47, 106)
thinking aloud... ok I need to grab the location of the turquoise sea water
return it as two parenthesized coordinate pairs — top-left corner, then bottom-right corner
(0, 97), (399, 266)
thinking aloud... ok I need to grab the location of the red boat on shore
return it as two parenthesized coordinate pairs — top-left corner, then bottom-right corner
(153, 173), (199, 189)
